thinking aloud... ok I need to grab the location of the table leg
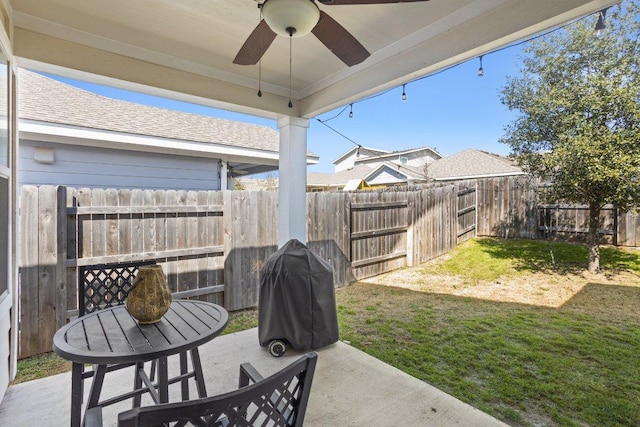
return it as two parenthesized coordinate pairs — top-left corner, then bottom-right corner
(132, 362), (144, 408)
(86, 365), (107, 409)
(71, 363), (83, 427)
(190, 348), (207, 398)
(179, 352), (189, 401)
(158, 356), (169, 403)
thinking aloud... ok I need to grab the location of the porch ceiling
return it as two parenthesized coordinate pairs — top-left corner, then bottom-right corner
(7, 0), (618, 119)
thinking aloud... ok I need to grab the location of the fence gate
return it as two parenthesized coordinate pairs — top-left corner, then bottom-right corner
(349, 195), (409, 280)
(536, 204), (617, 244)
(457, 184), (477, 244)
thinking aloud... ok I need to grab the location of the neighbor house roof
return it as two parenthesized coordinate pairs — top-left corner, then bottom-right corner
(428, 149), (523, 181)
(308, 162), (422, 189)
(308, 164), (376, 188)
(18, 70), (319, 175)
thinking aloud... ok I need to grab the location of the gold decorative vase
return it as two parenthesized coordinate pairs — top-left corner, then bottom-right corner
(126, 265), (172, 324)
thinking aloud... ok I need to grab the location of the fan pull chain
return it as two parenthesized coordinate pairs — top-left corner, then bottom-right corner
(288, 30), (293, 109)
(258, 61), (262, 97)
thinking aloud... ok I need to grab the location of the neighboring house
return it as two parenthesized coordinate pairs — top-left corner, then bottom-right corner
(18, 70), (318, 191)
(307, 148), (523, 191)
(333, 146), (441, 173)
(308, 146), (442, 191)
(427, 149), (524, 181)
(332, 146), (389, 172)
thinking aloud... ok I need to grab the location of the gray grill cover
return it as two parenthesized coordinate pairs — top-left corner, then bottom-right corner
(258, 239), (339, 351)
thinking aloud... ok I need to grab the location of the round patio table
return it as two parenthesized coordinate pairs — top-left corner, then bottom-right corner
(53, 299), (228, 427)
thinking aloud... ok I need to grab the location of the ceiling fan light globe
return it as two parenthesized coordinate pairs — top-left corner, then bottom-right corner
(262, 0), (320, 37)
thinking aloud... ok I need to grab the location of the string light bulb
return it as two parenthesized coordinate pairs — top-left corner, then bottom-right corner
(401, 84), (407, 101)
(349, 103), (353, 118)
(477, 55), (484, 77)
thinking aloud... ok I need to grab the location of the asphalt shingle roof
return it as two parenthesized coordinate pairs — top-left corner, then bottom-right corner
(18, 70), (280, 152)
(428, 149), (523, 180)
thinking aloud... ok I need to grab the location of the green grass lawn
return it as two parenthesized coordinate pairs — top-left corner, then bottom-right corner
(338, 238), (640, 426)
(422, 237), (640, 282)
(14, 238), (640, 427)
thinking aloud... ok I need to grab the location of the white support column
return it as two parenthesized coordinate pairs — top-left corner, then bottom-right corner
(277, 116), (309, 247)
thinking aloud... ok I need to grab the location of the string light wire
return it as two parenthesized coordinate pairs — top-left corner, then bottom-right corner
(315, 118), (362, 148)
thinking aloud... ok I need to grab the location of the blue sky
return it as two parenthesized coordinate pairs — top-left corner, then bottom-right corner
(49, 44), (524, 174)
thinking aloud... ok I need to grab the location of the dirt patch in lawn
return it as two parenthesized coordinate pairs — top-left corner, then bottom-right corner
(360, 256), (640, 323)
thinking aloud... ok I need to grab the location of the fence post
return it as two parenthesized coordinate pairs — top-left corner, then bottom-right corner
(613, 206), (618, 246)
(36, 186), (57, 354)
(406, 192), (414, 267)
(19, 186), (38, 358)
(55, 186), (68, 329)
(475, 181), (479, 238)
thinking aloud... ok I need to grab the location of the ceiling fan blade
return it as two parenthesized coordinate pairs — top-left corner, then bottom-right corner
(233, 20), (277, 65)
(312, 11), (370, 66)
(318, 0), (429, 5)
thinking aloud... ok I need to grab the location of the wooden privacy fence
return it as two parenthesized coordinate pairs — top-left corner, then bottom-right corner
(19, 183), (478, 357)
(347, 184), (474, 280)
(475, 176), (539, 239)
(20, 177), (640, 357)
(457, 185), (477, 244)
(19, 187), (279, 358)
(473, 176), (640, 245)
(536, 204), (640, 246)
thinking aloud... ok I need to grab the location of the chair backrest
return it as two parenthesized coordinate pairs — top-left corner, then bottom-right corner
(78, 260), (156, 316)
(117, 352), (318, 427)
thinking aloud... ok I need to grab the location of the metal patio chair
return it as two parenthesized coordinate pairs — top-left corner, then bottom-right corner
(77, 260), (158, 406)
(86, 352), (318, 427)
(78, 260), (157, 317)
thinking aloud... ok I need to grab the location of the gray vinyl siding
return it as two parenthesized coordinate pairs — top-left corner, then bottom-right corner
(19, 140), (221, 190)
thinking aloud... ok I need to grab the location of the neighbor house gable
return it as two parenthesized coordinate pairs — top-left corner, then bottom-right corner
(332, 146), (389, 172)
(363, 163), (421, 186)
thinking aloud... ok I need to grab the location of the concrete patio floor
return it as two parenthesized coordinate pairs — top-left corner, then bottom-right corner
(0, 328), (508, 426)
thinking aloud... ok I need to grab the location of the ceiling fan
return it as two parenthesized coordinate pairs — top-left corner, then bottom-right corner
(233, 0), (431, 67)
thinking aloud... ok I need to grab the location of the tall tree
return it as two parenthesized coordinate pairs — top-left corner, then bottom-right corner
(500, 0), (640, 273)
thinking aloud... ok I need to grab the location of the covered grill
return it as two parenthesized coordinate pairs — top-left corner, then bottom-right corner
(258, 239), (339, 357)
